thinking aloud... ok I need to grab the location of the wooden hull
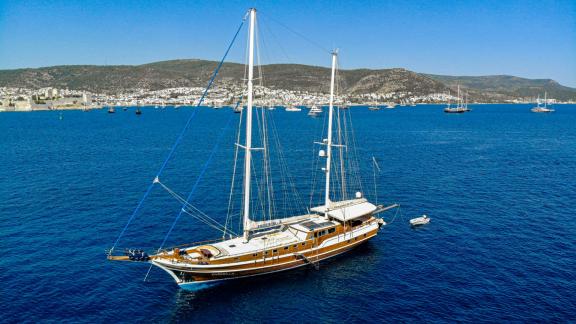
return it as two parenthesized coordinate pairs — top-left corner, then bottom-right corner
(152, 227), (380, 287)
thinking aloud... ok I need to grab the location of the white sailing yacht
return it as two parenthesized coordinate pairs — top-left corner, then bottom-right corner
(308, 104), (322, 116)
(108, 8), (396, 289)
(444, 85), (467, 113)
(531, 92), (555, 113)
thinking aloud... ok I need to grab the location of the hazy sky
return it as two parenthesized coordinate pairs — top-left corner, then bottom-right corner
(1, 0), (575, 86)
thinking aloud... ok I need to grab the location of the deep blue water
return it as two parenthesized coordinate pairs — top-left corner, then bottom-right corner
(1, 104), (575, 322)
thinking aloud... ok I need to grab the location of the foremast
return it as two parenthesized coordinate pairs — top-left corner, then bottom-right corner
(243, 8), (256, 242)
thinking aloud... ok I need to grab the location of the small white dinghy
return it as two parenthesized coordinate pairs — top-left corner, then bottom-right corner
(410, 214), (430, 226)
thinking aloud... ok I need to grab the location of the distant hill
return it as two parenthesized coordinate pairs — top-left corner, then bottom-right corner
(1, 59), (575, 101)
(424, 74), (576, 101)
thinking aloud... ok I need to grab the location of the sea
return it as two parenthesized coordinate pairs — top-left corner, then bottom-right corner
(1, 104), (575, 322)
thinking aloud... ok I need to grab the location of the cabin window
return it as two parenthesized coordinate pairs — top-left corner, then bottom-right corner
(229, 244), (236, 248)
(364, 234), (367, 237)
(302, 242), (306, 246)
(316, 230), (327, 237)
(265, 251), (269, 255)
(347, 240), (351, 243)
(293, 244), (297, 248)
(284, 246), (289, 250)
(252, 253), (258, 257)
(273, 249), (278, 253)
(328, 228), (336, 234)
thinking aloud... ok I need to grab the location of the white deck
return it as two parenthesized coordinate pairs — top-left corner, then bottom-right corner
(208, 216), (332, 258)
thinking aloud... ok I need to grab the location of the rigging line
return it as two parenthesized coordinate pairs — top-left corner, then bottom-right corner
(309, 107), (328, 207)
(268, 110), (306, 213)
(154, 162), (237, 236)
(156, 180), (228, 231)
(260, 14), (292, 63)
(110, 18), (246, 254)
(181, 208), (236, 235)
(223, 97), (244, 239)
(259, 13), (331, 54)
(252, 107), (267, 221)
(157, 113), (236, 252)
(372, 156), (379, 205)
(181, 203), (235, 234)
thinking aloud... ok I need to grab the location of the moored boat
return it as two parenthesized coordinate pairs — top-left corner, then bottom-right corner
(285, 105), (302, 112)
(409, 214), (430, 226)
(444, 85), (468, 113)
(308, 104), (322, 116)
(107, 8), (398, 288)
(531, 92), (555, 113)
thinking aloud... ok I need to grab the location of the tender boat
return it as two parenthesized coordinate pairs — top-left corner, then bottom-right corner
(409, 214), (430, 226)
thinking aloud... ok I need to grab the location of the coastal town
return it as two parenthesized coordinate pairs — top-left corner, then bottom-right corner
(0, 85), (565, 112)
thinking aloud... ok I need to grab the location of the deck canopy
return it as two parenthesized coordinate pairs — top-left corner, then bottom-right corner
(311, 198), (377, 222)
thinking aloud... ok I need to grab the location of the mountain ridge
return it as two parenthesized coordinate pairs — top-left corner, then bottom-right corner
(1, 59), (574, 101)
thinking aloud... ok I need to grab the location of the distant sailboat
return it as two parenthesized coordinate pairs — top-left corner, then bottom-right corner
(444, 85), (467, 113)
(531, 92), (555, 113)
(308, 104), (322, 116)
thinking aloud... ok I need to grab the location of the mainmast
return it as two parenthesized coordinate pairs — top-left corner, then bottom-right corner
(324, 50), (338, 212)
(243, 8), (256, 242)
(457, 84), (461, 108)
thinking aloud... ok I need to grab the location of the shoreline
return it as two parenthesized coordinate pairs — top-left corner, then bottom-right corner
(1, 102), (574, 113)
